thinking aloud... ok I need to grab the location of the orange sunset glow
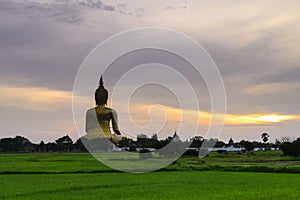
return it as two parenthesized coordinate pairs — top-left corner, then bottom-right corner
(126, 104), (299, 127)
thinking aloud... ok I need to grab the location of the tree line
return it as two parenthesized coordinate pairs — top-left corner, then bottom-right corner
(0, 134), (299, 157)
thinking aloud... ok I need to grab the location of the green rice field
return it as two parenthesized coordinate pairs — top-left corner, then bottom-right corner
(0, 152), (299, 199)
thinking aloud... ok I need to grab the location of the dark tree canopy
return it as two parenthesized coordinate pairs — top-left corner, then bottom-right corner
(261, 133), (270, 143)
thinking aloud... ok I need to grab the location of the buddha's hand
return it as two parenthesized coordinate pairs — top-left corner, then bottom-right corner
(114, 130), (121, 135)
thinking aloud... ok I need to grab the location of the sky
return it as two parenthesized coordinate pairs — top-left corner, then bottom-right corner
(1, 0), (300, 143)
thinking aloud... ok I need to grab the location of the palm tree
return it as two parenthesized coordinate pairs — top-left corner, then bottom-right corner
(261, 133), (270, 151)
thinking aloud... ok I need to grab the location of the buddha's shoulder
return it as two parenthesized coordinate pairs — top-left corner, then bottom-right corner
(86, 107), (96, 115)
(104, 107), (114, 112)
(87, 106), (114, 114)
(86, 107), (96, 112)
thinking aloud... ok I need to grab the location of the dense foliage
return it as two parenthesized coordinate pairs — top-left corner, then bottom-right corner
(280, 138), (300, 157)
(0, 135), (299, 157)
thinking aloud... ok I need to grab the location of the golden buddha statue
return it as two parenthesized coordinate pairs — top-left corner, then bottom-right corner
(83, 76), (122, 150)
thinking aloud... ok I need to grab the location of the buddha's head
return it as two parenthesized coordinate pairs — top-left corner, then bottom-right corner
(95, 76), (108, 105)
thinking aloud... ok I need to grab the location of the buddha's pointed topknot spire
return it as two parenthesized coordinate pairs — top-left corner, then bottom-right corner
(95, 75), (108, 105)
(99, 75), (104, 88)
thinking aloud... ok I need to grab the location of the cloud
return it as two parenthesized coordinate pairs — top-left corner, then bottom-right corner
(0, 85), (73, 111)
(0, 84), (84, 142)
(243, 82), (299, 95)
(115, 101), (300, 129)
(0, 0), (144, 92)
(1, 0), (300, 141)
(0, 0), (146, 24)
(0, 0), (83, 25)
(225, 113), (300, 125)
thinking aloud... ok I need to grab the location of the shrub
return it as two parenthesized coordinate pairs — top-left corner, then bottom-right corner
(139, 149), (153, 159)
(183, 149), (199, 157)
(280, 138), (300, 157)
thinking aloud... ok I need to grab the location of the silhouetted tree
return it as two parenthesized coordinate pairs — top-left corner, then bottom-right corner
(39, 141), (45, 152)
(215, 140), (226, 148)
(239, 140), (254, 151)
(0, 136), (32, 152)
(56, 135), (73, 144)
(280, 138), (300, 157)
(261, 133), (270, 151)
(190, 136), (203, 149)
(261, 133), (270, 143)
(151, 133), (158, 141)
(55, 135), (73, 152)
(279, 136), (294, 143)
(74, 138), (88, 152)
(45, 142), (56, 152)
(136, 135), (161, 149)
(0, 138), (14, 152)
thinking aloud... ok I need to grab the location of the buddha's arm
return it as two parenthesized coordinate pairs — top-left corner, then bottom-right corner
(85, 108), (99, 134)
(85, 110), (90, 133)
(111, 109), (121, 135)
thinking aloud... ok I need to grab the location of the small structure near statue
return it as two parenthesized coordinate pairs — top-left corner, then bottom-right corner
(209, 138), (245, 153)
